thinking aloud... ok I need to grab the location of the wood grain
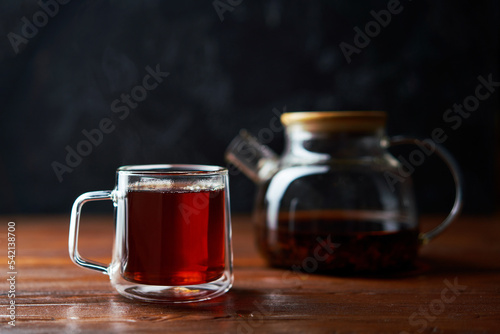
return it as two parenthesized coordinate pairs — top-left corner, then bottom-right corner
(0, 213), (499, 333)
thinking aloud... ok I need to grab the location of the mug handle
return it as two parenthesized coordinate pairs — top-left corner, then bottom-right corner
(68, 190), (114, 274)
(388, 136), (464, 245)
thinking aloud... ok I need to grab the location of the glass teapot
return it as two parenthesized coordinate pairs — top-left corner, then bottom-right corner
(225, 111), (463, 274)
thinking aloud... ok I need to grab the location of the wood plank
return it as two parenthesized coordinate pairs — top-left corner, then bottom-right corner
(0, 214), (499, 333)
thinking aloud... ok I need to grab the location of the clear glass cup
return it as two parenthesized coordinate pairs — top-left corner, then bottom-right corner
(69, 164), (233, 303)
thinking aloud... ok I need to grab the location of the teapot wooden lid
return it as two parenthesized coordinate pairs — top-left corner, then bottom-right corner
(281, 111), (387, 132)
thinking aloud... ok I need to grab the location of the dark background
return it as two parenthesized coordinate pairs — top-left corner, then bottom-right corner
(0, 0), (498, 214)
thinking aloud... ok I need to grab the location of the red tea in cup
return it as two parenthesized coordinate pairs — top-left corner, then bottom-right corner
(123, 185), (226, 286)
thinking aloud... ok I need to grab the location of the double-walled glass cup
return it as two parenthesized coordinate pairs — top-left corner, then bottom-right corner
(69, 165), (233, 303)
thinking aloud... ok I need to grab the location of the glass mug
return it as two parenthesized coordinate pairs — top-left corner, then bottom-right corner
(68, 165), (233, 303)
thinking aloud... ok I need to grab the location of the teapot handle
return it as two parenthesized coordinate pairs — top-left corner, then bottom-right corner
(388, 136), (464, 245)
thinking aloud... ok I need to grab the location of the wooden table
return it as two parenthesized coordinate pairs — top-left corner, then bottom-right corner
(1, 214), (499, 333)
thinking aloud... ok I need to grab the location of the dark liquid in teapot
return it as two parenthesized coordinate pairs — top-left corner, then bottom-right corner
(257, 210), (419, 274)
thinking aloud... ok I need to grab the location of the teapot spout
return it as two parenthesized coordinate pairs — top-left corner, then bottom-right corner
(225, 129), (280, 184)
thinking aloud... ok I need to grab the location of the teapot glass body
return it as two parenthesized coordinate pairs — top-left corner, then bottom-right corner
(226, 111), (462, 274)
